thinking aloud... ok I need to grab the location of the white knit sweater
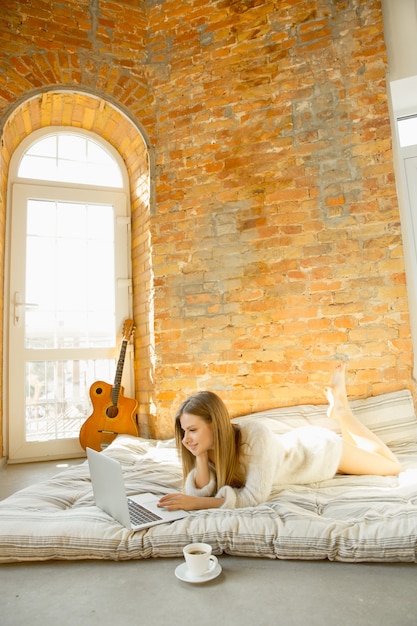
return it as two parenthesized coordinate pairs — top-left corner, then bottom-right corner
(184, 420), (343, 509)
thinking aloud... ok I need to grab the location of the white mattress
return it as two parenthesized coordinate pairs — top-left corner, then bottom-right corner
(1, 389), (417, 563)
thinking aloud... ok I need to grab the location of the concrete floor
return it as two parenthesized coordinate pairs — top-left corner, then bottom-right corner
(1, 461), (417, 626)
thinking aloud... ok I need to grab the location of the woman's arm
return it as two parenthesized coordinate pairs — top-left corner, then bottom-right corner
(158, 493), (225, 511)
(157, 450), (222, 511)
(193, 452), (212, 488)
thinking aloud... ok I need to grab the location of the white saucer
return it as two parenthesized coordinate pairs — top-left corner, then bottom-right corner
(175, 561), (222, 584)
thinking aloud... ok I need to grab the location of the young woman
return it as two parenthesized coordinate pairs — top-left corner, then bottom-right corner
(157, 363), (403, 511)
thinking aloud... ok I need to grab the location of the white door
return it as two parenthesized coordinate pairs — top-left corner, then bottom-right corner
(7, 183), (133, 462)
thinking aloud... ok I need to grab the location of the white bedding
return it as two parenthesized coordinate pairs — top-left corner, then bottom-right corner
(1, 389), (417, 563)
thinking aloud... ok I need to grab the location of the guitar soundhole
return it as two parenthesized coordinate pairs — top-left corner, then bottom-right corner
(106, 406), (119, 418)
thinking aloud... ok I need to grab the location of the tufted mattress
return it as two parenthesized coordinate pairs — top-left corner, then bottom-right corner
(1, 389), (417, 563)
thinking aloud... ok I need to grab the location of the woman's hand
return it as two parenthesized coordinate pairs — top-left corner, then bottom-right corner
(157, 493), (201, 511)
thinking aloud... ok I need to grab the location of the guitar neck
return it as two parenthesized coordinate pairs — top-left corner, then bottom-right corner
(111, 339), (128, 405)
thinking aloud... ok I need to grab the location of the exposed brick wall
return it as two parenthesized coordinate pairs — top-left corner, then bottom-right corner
(0, 0), (414, 445)
(146, 0), (414, 434)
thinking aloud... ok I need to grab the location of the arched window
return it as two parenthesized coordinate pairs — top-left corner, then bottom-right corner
(7, 128), (134, 461)
(18, 133), (124, 187)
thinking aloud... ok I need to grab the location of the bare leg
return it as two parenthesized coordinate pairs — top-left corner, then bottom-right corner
(324, 363), (402, 476)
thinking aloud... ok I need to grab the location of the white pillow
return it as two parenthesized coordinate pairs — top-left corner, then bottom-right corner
(233, 389), (417, 447)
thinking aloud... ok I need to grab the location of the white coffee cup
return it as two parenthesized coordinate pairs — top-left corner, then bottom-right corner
(183, 542), (218, 577)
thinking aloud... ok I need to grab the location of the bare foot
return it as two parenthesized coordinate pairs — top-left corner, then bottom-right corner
(325, 363), (349, 418)
(330, 362), (348, 395)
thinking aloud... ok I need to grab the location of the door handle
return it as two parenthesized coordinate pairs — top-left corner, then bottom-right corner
(14, 291), (38, 324)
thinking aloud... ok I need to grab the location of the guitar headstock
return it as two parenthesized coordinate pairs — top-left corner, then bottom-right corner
(122, 319), (135, 342)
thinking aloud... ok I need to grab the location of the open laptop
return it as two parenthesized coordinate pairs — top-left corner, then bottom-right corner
(87, 447), (189, 531)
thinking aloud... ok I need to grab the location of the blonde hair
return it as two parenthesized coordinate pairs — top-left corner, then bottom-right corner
(174, 391), (245, 490)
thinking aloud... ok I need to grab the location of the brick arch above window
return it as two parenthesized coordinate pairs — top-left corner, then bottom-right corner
(0, 90), (156, 451)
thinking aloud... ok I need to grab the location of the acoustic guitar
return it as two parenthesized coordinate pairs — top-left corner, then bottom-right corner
(79, 319), (139, 451)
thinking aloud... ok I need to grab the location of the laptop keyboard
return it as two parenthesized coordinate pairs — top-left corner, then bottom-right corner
(127, 498), (162, 525)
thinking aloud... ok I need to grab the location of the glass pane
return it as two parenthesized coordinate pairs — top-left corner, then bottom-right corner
(18, 133), (123, 187)
(88, 140), (115, 164)
(25, 359), (115, 442)
(398, 116), (417, 148)
(26, 135), (57, 158)
(58, 134), (87, 161)
(25, 199), (116, 349)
